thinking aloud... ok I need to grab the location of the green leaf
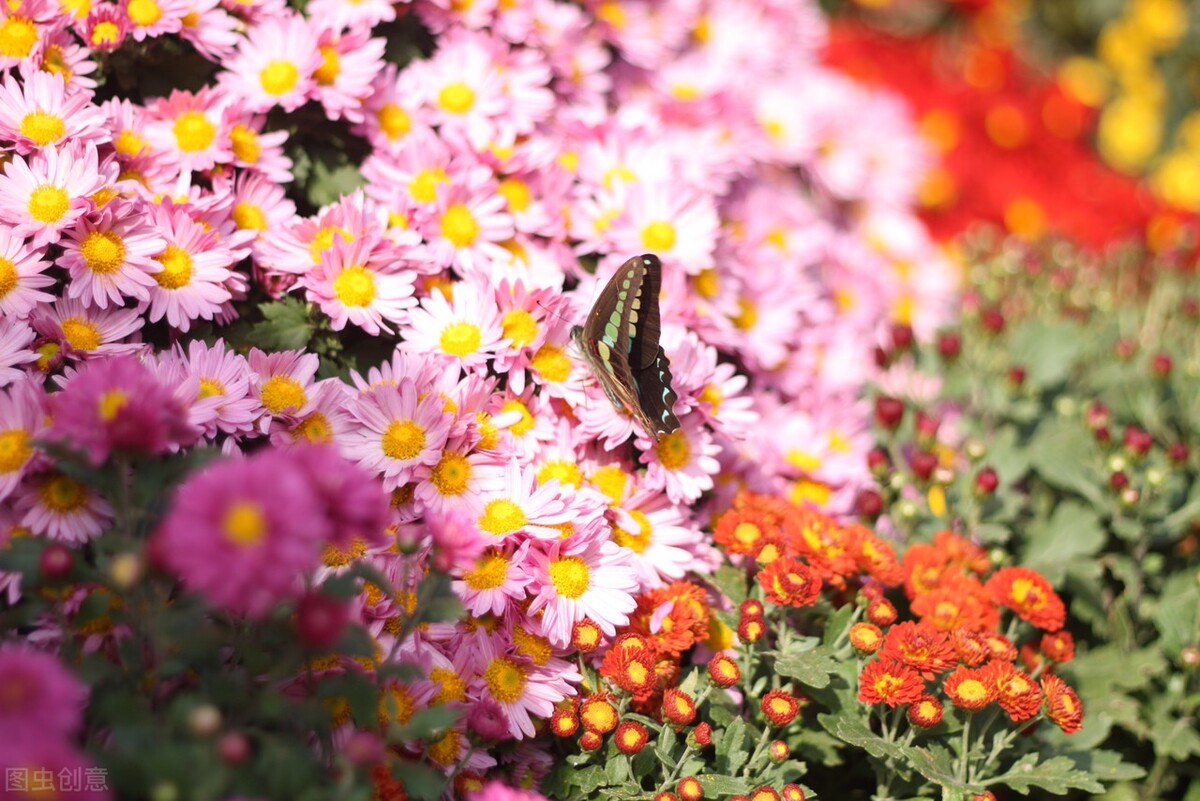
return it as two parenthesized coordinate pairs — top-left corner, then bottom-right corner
(392, 762), (444, 801)
(1020, 501), (1106, 583)
(1067, 749), (1146, 783)
(394, 705), (460, 741)
(306, 160), (366, 208)
(988, 753), (1105, 795)
(250, 298), (315, 351)
(694, 774), (750, 796)
(655, 723), (678, 769)
(710, 564), (748, 605)
(822, 603), (857, 648)
(1028, 424), (1104, 505)
(715, 716), (748, 775)
(1151, 571), (1200, 655)
(1009, 319), (1083, 389)
(571, 765), (607, 795)
(901, 742), (973, 792)
(819, 709), (907, 762)
(605, 749), (630, 785)
(775, 645), (838, 689)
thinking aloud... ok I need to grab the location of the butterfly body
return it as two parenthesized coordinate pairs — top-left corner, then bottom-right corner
(573, 254), (681, 441)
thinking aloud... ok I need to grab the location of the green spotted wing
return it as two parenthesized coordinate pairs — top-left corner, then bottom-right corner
(572, 254), (681, 441)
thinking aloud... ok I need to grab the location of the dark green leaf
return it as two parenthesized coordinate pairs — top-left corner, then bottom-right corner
(250, 298), (316, 351)
(988, 753), (1105, 795)
(775, 645), (838, 689)
(694, 774), (750, 796)
(1020, 501), (1106, 583)
(715, 716), (748, 775)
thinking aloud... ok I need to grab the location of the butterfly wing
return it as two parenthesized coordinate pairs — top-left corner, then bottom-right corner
(576, 254), (681, 441)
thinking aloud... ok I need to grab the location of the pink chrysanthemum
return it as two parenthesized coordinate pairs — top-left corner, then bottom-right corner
(453, 540), (532, 617)
(0, 225), (54, 319)
(144, 87), (233, 175)
(526, 534), (639, 647)
(0, 644), (88, 737)
(143, 202), (235, 331)
(58, 202), (167, 308)
(638, 415), (722, 504)
(0, 144), (110, 246)
(219, 11), (321, 113)
(401, 281), (505, 371)
(48, 355), (198, 465)
(0, 378), (47, 501)
(156, 447), (331, 617)
(0, 739), (111, 801)
(300, 237), (417, 336)
(120, 0), (187, 41)
(14, 469), (113, 544)
(310, 25), (386, 124)
(473, 459), (572, 542)
(247, 348), (320, 427)
(171, 339), (257, 438)
(338, 379), (453, 491)
(469, 632), (578, 739)
(29, 297), (145, 360)
(0, 71), (107, 154)
(0, 319), (38, 386)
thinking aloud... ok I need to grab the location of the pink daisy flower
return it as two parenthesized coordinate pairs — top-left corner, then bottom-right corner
(638, 415), (721, 504)
(337, 379), (453, 491)
(526, 533), (639, 647)
(414, 29), (512, 149)
(225, 170), (297, 249)
(473, 459), (572, 542)
(400, 281), (505, 371)
(0, 71), (107, 154)
(173, 339), (257, 438)
(608, 180), (718, 276)
(219, 11), (321, 113)
(305, 0), (396, 34)
(355, 64), (431, 153)
(0, 2), (49, 69)
(361, 127), (459, 221)
(268, 378), (355, 447)
(300, 237), (418, 336)
(0, 377), (47, 501)
(227, 112), (293, 184)
(48, 355), (197, 465)
(178, 0), (240, 61)
(144, 87), (233, 175)
(156, 447), (330, 617)
(29, 27), (101, 93)
(83, 4), (131, 51)
(121, 0), (187, 40)
(0, 319), (38, 386)
(0, 644), (88, 737)
(468, 632), (577, 738)
(453, 540), (532, 617)
(142, 202), (234, 331)
(247, 347), (320, 426)
(0, 143), (109, 246)
(420, 179), (515, 277)
(611, 489), (707, 590)
(29, 297), (145, 360)
(414, 443), (504, 517)
(310, 25), (386, 124)
(14, 469), (113, 544)
(59, 202), (167, 308)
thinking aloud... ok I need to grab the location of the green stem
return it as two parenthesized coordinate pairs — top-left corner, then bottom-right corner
(956, 712), (973, 784)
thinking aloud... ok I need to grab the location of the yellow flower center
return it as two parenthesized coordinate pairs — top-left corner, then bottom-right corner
(153, 244), (193, 289)
(484, 656), (526, 703)
(438, 82), (476, 114)
(478, 498), (526, 536)
(292, 412), (332, 443)
(641, 220), (676, 252)
(230, 124), (260, 164)
(512, 625), (552, 665)
(126, 0), (161, 26)
(431, 451), (471, 496)
(27, 184), (69, 224)
(97, 389), (128, 422)
(173, 110), (215, 153)
(464, 551), (509, 590)
(427, 729), (461, 767)
(90, 20), (120, 46)
(732, 297), (758, 331)
(531, 344), (570, 383)
(694, 268), (719, 299)
(333, 265), (375, 308)
(260, 60), (299, 96)
(222, 500), (267, 547)
(61, 317), (101, 350)
(500, 399), (534, 436)
(497, 178), (531, 212)
(39, 473), (86, 512)
(259, 374), (307, 414)
(410, 168), (448, 204)
(309, 226), (350, 262)
(429, 667), (466, 704)
(613, 509), (653, 554)
(655, 430), (691, 470)
(314, 45), (339, 86)
(377, 103), (411, 141)
(19, 111), (65, 146)
(0, 429), (32, 474)
(439, 322), (482, 357)
(591, 464), (629, 503)
(0, 17), (37, 59)
(382, 419), (426, 460)
(501, 309), (538, 347)
(440, 203), (479, 247)
(80, 230), (126, 275)
(955, 678), (990, 704)
(548, 555), (590, 599)
(197, 377), (225, 399)
(536, 460), (583, 489)
(0, 257), (17, 298)
(475, 411), (500, 450)
(230, 202), (265, 231)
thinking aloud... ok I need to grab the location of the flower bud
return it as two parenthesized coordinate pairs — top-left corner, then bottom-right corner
(866, 447), (891, 476)
(187, 704), (222, 737)
(708, 653), (741, 687)
(39, 543), (73, 582)
(980, 308), (1005, 334)
(937, 331), (961, 360)
(690, 721), (713, 748)
(974, 467), (999, 496)
(1086, 403), (1112, 432)
(855, 489), (883, 521)
(874, 396), (904, 431)
(909, 451), (937, 481)
(1151, 353), (1173, 378)
(678, 777), (704, 801)
(890, 323), (914, 352)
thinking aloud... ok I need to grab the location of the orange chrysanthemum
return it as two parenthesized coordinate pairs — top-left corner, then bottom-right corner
(981, 632), (1017, 663)
(907, 694), (944, 727)
(985, 567), (1066, 632)
(708, 653), (741, 687)
(879, 620), (957, 678)
(600, 636), (658, 696)
(627, 581), (711, 657)
(761, 690), (800, 726)
(714, 507), (782, 558)
(614, 720), (650, 754)
(783, 508), (858, 582)
(1041, 674), (1083, 734)
(571, 618), (603, 652)
(950, 628), (991, 667)
(757, 557), (822, 608)
(942, 665), (996, 712)
(988, 661), (1043, 723)
(580, 692), (619, 734)
(662, 688), (697, 725)
(909, 576), (1000, 632)
(848, 622), (884, 654)
(1040, 630), (1075, 663)
(845, 523), (904, 586)
(857, 657), (926, 707)
(866, 598), (898, 626)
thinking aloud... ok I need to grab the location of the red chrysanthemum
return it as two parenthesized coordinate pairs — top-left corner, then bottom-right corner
(579, 693), (619, 734)
(988, 661), (1042, 723)
(628, 581), (711, 657)
(1040, 630), (1075, 663)
(708, 653), (741, 687)
(714, 507), (781, 558)
(768, 739), (789, 761)
(1041, 674), (1083, 734)
(848, 622), (884, 654)
(907, 694), (944, 727)
(879, 620), (956, 678)
(678, 776), (703, 801)
(782, 508), (858, 582)
(692, 721), (713, 747)
(738, 615), (765, 643)
(781, 783), (805, 801)
(740, 598), (766, 618)
(757, 557), (822, 608)
(857, 657), (926, 707)
(571, 618), (603, 652)
(550, 707), (579, 737)
(910, 576), (1001, 632)
(981, 632), (1017, 663)
(614, 720), (649, 754)
(662, 688), (697, 725)
(985, 567), (1066, 631)
(866, 597), (898, 626)
(761, 690), (800, 726)
(845, 524), (904, 586)
(749, 787), (780, 801)
(600, 638), (658, 697)
(942, 665), (996, 712)
(950, 628), (991, 667)
(580, 729), (603, 750)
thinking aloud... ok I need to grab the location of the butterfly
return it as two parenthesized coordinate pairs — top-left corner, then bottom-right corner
(572, 253), (681, 442)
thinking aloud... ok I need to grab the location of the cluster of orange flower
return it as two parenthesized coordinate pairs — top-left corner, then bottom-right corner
(853, 531), (1082, 734)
